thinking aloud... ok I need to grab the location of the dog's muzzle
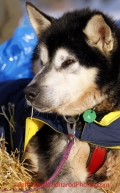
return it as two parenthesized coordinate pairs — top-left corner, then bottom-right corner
(24, 85), (39, 102)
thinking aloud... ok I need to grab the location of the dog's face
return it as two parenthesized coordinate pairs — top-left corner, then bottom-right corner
(25, 3), (118, 116)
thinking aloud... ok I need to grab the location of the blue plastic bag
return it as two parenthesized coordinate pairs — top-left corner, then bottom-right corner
(0, 25), (38, 81)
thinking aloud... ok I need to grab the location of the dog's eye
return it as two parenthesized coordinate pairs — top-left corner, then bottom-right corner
(62, 59), (75, 68)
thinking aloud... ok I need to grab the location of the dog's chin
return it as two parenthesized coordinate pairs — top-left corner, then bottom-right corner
(33, 106), (52, 113)
(27, 100), (80, 116)
(26, 100), (53, 113)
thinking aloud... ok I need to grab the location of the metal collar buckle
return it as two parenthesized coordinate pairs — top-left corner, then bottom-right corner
(64, 116), (79, 143)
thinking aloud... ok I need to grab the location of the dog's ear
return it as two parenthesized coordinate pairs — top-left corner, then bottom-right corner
(83, 15), (114, 55)
(26, 2), (53, 36)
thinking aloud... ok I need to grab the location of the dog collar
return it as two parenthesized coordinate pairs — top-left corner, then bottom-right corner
(86, 144), (108, 176)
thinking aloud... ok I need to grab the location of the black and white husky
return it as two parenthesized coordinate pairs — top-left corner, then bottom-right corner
(24, 2), (120, 193)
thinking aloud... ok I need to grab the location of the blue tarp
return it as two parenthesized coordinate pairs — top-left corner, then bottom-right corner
(0, 20), (38, 81)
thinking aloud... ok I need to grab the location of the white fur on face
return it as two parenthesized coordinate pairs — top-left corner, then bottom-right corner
(40, 45), (49, 65)
(32, 45), (49, 76)
(53, 48), (76, 69)
(30, 48), (105, 116)
(32, 59), (42, 75)
(39, 64), (99, 114)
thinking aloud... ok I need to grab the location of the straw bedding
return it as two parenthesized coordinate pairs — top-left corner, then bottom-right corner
(0, 138), (37, 192)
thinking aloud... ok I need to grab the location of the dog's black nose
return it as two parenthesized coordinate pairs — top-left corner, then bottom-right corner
(24, 86), (39, 101)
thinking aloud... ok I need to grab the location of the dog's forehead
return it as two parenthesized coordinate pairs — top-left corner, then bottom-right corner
(54, 48), (70, 61)
(39, 14), (86, 52)
(37, 13), (89, 63)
